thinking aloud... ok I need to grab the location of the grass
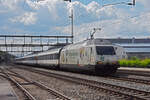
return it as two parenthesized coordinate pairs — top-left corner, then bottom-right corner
(119, 57), (150, 68)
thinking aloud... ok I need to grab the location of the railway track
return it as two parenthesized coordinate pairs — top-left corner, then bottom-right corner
(117, 70), (150, 77)
(107, 76), (150, 85)
(0, 68), (36, 100)
(0, 68), (71, 100)
(15, 67), (150, 100)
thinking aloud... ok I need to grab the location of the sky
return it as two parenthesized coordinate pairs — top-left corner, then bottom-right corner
(0, 0), (150, 42)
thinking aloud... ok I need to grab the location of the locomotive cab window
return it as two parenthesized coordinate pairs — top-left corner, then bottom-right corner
(96, 46), (116, 55)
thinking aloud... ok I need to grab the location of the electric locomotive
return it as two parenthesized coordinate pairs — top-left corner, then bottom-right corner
(59, 39), (127, 74)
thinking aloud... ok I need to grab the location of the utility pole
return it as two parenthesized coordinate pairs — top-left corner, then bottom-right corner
(133, 0), (136, 6)
(70, 9), (73, 44)
(64, 0), (73, 44)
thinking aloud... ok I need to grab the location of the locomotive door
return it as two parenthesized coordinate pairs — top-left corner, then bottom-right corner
(35, 56), (38, 65)
(79, 47), (85, 65)
(89, 47), (94, 64)
(86, 47), (91, 65)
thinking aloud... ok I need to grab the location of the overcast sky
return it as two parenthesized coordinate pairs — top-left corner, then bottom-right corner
(0, 0), (150, 42)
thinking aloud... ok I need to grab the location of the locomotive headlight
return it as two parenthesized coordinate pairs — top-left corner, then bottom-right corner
(112, 61), (118, 65)
(97, 61), (103, 64)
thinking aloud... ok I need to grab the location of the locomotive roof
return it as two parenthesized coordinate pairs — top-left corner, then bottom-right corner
(63, 38), (112, 50)
(86, 38), (111, 45)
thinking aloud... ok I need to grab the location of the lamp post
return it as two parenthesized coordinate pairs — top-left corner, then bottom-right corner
(90, 0), (136, 39)
(64, 0), (73, 44)
(103, 0), (136, 7)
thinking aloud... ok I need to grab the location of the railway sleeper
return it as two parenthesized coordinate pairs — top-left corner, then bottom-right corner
(15, 67), (150, 100)
(19, 82), (35, 85)
(8, 69), (72, 100)
(74, 80), (146, 100)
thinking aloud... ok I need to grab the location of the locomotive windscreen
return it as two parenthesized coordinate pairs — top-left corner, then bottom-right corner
(96, 46), (116, 55)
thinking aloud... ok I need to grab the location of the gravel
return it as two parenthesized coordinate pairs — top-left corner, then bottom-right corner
(5, 64), (150, 100)
(0, 72), (25, 100)
(11, 67), (118, 100)
(31, 67), (150, 92)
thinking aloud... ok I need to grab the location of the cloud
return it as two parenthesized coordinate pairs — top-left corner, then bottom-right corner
(0, 0), (149, 41)
(0, 0), (19, 10)
(10, 12), (37, 25)
(137, 0), (150, 9)
(55, 12), (150, 42)
(1, 0), (121, 33)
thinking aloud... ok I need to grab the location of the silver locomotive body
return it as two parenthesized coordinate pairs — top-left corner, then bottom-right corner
(15, 39), (127, 75)
(60, 39), (127, 74)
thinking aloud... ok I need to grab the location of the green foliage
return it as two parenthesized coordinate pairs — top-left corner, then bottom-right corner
(130, 56), (139, 60)
(119, 58), (150, 67)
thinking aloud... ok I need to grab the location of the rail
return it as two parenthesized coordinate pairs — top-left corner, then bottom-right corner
(17, 67), (150, 100)
(0, 68), (71, 100)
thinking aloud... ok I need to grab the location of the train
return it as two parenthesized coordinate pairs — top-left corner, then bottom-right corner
(15, 39), (127, 75)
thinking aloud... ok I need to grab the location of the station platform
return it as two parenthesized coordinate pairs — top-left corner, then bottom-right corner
(0, 76), (18, 100)
(119, 67), (150, 72)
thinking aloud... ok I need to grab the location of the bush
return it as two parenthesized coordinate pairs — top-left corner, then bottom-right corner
(119, 59), (127, 66)
(130, 56), (139, 60)
(140, 59), (150, 67)
(119, 58), (150, 68)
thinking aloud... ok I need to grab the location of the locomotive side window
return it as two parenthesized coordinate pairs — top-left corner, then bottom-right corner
(96, 46), (115, 55)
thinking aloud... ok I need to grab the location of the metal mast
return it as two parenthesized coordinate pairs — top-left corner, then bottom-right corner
(70, 8), (73, 44)
(64, 0), (73, 44)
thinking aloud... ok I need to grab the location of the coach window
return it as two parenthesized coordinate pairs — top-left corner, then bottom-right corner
(57, 54), (59, 59)
(51, 54), (53, 59)
(54, 54), (55, 59)
(52, 54), (54, 59)
(50, 54), (52, 59)
(41, 55), (43, 60)
(42, 55), (44, 60)
(41, 56), (42, 60)
(54, 54), (56, 59)
(44, 55), (45, 60)
(56, 54), (58, 59)
(46, 55), (48, 60)
(48, 55), (49, 59)
(49, 55), (51, 59)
